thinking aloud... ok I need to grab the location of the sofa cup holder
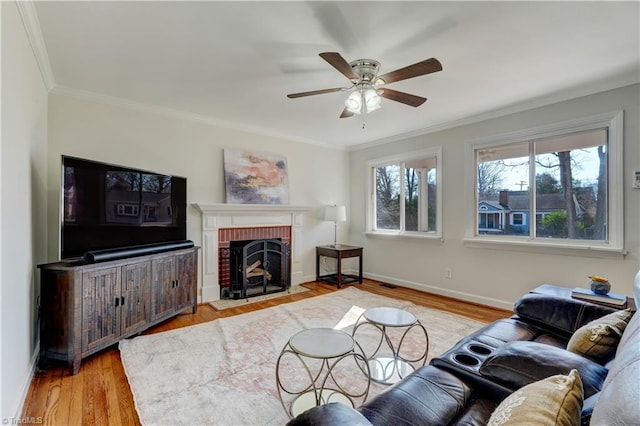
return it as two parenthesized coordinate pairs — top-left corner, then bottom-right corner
(467, 343), (492, 356)
(452, 353), (480, 367)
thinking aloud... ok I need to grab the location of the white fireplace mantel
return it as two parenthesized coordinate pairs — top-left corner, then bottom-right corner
(194, 203), (312, 215)
(193, 203), (313, 302)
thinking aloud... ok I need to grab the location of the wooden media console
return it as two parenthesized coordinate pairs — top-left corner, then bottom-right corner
(38, 246), (199, 375)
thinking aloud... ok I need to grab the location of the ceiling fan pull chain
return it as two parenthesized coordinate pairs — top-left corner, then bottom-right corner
(361, 91), (367, 129)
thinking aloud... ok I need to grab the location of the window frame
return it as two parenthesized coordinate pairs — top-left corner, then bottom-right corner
(464, 111), (624, 256)
(365, 146), (443, 240)
(511, 212), (525, 226)
(117, 203), (139, 217)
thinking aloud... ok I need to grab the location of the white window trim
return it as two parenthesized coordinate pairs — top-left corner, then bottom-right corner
(365, 146), (443, 240)
(117, 203), (139, 216)
(464, 110), (624, 257)
(511, 212), (525, 226)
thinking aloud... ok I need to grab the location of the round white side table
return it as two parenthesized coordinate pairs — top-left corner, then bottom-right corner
(352, 306), (429, 385)
(276, 327), (370, 418)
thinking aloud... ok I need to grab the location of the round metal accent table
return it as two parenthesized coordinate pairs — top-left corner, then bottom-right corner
(352, 307), (429, 385)
(276, 328), (370, 418)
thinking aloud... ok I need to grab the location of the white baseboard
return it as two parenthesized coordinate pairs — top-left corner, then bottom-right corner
(290, 271), (514, 311)
(12, 342), (39, 421)
(364, 272), (514, 311)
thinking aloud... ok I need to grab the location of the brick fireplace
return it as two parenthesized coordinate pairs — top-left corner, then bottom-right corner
(218, 226), (291, 299)
(194, 203), (311, 302)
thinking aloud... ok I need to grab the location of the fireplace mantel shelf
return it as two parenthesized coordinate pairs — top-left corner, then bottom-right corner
(193, 203), (313, 215)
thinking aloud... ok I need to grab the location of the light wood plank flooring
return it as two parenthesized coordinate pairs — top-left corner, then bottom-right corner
(21, 279), (510, 425)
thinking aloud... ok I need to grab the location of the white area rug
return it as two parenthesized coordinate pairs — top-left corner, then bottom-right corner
(119, 287), (484, 426)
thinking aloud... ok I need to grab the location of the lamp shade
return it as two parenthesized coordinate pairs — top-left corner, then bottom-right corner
(345, 92), (362, 113)
(364, 88), (381, 110)
(324, 205), (347, 222)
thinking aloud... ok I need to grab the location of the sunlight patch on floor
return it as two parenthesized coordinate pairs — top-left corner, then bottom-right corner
(334, 305), (366, 330)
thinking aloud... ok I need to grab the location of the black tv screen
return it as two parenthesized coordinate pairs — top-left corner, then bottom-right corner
(61, 156), (188, 260)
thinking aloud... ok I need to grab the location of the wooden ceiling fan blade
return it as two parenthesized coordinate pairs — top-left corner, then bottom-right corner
(376, 58), (442, 85)
(319, 52), (359, 81)
(340, 107), (354, 118)
(379, 88), (427, 107)
(287, 87), (344, 98)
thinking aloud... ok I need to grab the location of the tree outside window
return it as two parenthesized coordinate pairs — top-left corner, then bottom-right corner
(368, 148), (441, 237)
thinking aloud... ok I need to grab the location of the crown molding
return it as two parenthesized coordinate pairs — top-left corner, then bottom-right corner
(16, 0), (56, 90)
(50, 85), (348, 152)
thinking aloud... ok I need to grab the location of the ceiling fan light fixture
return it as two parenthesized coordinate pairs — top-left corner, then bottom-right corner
(364, 88), (381, 110)
(345, 91), (362, 113)
(346, 86), (381, 115)
(366, 102), (381, 113)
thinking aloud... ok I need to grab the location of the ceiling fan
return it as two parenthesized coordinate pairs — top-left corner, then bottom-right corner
(287, 52), (443, 118)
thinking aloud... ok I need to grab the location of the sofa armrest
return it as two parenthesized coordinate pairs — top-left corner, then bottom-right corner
(514, 293), (617, 337)
(479, 341), (608, 399)
(590, 306), (640, 425)
(286, 402), (372, 426)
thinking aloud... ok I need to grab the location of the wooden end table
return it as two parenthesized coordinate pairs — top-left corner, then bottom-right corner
(316, 245), (363, 288)
(531, 284), (636, 310)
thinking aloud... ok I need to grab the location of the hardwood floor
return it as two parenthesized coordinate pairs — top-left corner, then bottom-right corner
(21, 279), (510, 425)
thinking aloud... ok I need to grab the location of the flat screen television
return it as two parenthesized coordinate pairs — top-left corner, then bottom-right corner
(61, 155), (188, 260)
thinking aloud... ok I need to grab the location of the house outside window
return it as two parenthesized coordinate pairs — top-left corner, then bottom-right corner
(366, 147), (442, 238)
(466, 111), (623, 253)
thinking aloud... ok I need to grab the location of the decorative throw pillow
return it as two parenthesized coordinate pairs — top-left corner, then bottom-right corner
(566, 309), (633, 364)
(487, 369), (583, 426)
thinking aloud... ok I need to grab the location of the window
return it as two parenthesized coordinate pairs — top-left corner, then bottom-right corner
(511, 213), (524, 226)
(366, 147), (442, 238)
(117, 204), (139, 216)
(466, 111), (623, 253)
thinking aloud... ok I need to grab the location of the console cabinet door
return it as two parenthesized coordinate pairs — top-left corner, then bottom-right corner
(120, 261), (151, 336)
(151, 256), (176, 322)
(174, 251), (196, 312)
(81, 266), (121, 353)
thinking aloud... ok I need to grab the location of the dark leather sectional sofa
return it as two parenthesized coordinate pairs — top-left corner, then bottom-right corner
(288, 273), (640, 425)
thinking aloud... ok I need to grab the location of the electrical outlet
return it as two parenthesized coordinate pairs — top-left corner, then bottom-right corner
(445, 268), (453, 279)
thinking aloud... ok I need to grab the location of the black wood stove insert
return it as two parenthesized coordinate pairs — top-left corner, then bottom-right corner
(220, 238), (290, 299)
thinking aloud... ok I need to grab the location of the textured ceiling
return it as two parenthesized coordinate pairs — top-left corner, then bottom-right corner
(32, 1), (640, 149)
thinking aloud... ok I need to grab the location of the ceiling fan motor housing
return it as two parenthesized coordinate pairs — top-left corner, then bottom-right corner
(349, 59), (381, 83)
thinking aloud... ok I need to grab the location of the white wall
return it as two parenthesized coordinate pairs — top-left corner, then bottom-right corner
(1, 1), (49, 419)
(46, 93), (351, 298)
(47, 85), (640, 311)
(350, 84), (640, 308)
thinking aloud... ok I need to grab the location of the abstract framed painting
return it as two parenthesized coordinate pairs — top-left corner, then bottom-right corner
(223, 149), (290, 204)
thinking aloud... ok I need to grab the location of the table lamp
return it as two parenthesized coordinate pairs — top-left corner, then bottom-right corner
(324, 205), (346, 247)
